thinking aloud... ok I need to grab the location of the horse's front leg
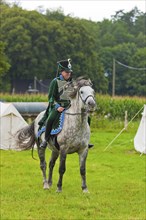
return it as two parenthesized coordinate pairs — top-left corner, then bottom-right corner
(37, 146), (49, 189)
(79, 148), (89, 193)
(48, 150), (59, 187)
(56, 149), (67, 193)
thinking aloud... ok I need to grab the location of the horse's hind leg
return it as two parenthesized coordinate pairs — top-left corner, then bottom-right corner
(48, 150), (59, 187)
(79, 149), (89, 193)
(37, 147), (49, 189)
(56, 149), (67, 192)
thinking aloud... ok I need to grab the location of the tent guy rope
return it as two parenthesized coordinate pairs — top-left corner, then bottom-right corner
(104, 105), (144, 151)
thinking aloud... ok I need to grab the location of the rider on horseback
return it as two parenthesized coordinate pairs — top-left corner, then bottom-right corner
(39, 59), (94, 149)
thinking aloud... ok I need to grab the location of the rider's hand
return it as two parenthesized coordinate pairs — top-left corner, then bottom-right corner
(57, 107), (65, 112)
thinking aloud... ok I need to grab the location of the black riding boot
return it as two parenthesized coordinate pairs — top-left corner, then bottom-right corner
(88, 144), (94, 148)
(40, 109), (59, 149)
(40, 119), (52, 149)
(87, 116), (94, 149)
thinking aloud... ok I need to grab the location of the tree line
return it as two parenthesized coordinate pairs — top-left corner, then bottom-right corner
(0, 1), (146, 95)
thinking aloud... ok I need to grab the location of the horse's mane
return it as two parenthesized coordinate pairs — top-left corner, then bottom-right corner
(69, 76), (92, 98)
(75, 76), (92, 87)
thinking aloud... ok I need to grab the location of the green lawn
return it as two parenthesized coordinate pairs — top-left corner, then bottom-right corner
(0, 123), (146, 220)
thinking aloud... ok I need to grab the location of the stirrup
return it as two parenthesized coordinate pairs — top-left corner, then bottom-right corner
(88, 143), (94, 149)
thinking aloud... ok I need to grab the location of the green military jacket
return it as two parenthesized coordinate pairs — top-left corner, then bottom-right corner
(48, 74), (71, 111)
(38, 74), (72, 127)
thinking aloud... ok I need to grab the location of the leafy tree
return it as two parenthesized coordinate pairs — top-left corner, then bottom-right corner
(0, 41), (10, 77)
(45, 7), (66, 21)
(1, 4), (54, 87)
(111, 43), (146, 96)
(0, 41), (11, 92)
(0, 2), (145, 95)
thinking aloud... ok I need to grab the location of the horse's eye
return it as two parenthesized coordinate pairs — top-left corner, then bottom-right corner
(80, 91), (83, 94)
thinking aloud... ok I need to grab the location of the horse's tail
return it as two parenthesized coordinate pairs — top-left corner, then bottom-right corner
(15, 121), (36, 150)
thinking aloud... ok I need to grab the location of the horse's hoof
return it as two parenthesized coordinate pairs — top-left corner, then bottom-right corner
(43, 182), (50, 190)
(56, 188), (62, 193)
(83, 188), (89, 193)
(48, 182), (52, 188)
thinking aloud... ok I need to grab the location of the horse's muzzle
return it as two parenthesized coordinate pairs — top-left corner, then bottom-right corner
(86, 96), (96, 110)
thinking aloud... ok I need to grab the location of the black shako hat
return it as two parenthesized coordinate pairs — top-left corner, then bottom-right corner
(57, 58), (73, 73)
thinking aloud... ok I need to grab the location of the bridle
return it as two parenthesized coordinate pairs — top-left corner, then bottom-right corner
(79, 93), (95, 105)
(65, 86), (95, 115)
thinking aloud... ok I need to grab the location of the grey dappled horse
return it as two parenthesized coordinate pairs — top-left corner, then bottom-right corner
(16, 77), (96, 193)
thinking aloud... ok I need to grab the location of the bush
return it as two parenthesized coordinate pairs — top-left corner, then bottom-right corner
(0, 93), (48, 102)
(0, 93), (145, 120)
(95, 94), (145, 120)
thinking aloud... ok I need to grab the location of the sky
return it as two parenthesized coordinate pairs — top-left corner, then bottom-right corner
(7, 0), (146, 22)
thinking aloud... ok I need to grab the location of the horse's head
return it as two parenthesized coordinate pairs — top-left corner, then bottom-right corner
(69, 77), (96, 112)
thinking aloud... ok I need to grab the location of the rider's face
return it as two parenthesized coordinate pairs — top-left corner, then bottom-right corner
(61, 70), (71, 80)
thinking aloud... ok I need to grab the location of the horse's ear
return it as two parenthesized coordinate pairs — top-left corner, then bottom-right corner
(72, 80), (78, 88)
(68, 80), (78, 98)
(69, 87), (78, 98)
(88, 79), (93, 86)
(74, 86), (78, 90)
(73, 83), (78, 91)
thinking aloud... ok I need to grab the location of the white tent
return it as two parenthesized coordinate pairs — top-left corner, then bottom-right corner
(134, 105), (146, 154)
(0, 102), (28, 150)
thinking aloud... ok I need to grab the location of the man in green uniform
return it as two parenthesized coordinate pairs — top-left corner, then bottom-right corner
(39, 59), (72, 148)
(39, 59), (93, 149)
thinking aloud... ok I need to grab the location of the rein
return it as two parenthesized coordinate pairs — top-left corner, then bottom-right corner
(64, 110), (88, 115)
(81, 94), (95, 104)
(64, 88), (95, 116)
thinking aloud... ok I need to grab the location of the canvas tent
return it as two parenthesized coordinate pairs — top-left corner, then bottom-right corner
(134, 105), (146, 154)
(0, 102), (28, 150)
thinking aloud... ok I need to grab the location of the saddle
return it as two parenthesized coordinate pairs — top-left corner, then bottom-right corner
(38, 111), (65, 137)
(37, 111), (65, 150)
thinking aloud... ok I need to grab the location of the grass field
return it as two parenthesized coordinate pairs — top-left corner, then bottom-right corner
(0, 122), (146, 220)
